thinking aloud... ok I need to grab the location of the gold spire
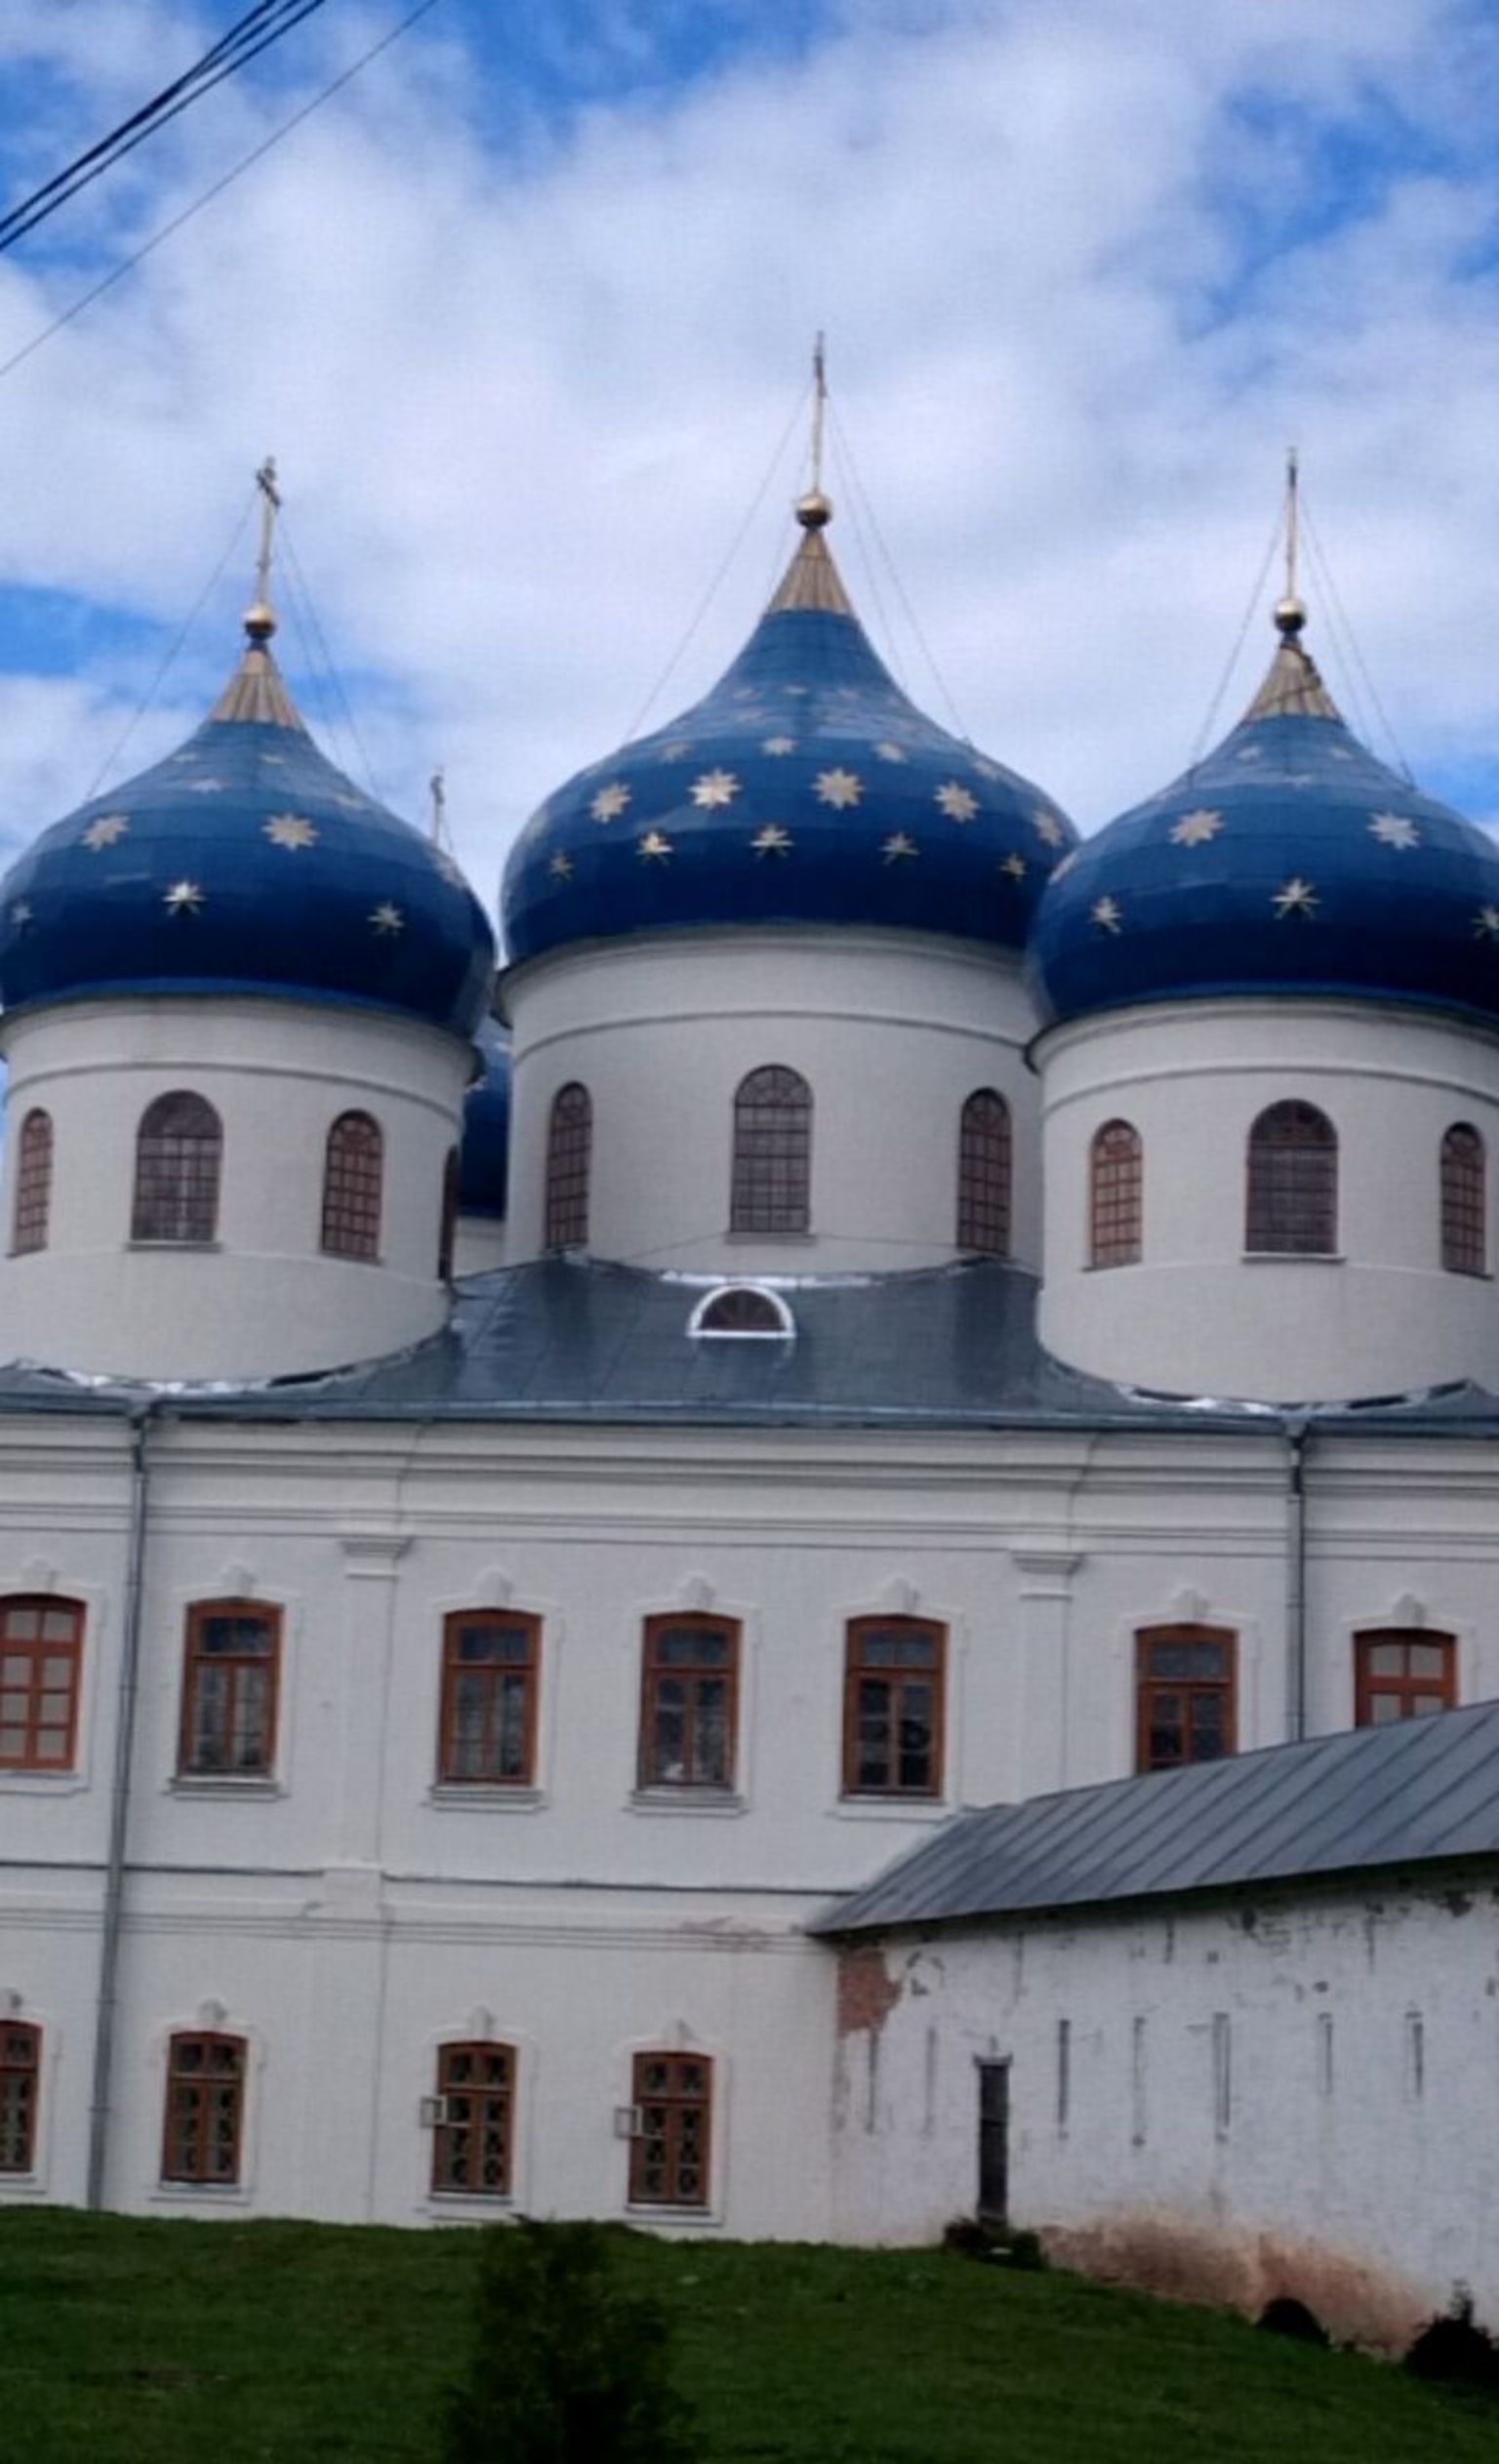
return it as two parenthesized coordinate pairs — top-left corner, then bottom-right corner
(767, 336), (854, 616)
(1240, 450), (1341, 723)
(209, 457), (303, 727)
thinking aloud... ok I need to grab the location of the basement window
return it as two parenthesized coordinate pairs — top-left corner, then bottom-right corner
(688, 1284), (795, 1339)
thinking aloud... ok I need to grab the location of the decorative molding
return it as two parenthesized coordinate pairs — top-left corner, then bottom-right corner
(873, 1577), (917, 1618)
(197, 1997), (227, 2030)
(1012, 1550), (1083, 1600)
(679, 1574), (716, 1614)
(1389, 1592), (1427, 1630)
(0, 1987), (20, 2018)
(18, 1556), (57, 1594)
(338, 1533), (411, 1580)
(467, 2004), (498, 2042)
(470, 1565), (513, 1609)
(215, 1560), (257, 1599)
(1169, 1586), (1211, 1626)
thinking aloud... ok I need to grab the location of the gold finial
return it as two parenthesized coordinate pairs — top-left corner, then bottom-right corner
(244, 455), (281, 641)
(1275, 445), (1306, 636)
(795, 332), (832, 530)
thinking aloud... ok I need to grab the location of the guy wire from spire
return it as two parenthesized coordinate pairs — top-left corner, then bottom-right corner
(826, 396), (961, 733)
(1185, 494), (1285, 774)
(275, 508), (384, 799)
(818, 411), (908, 695)
(1299, 497), (1414, 786)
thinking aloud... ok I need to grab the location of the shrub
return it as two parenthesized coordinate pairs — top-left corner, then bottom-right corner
(1404, 2292), (1499, 2395)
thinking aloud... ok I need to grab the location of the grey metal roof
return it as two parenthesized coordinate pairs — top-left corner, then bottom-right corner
(814, 1695), (1499, 1934)
(2, 1255), (1499, 1433)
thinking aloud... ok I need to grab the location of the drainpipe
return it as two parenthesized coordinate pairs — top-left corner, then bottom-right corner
(1283, 1414), (1311, 1744)
(86, 1402), (156, 2212)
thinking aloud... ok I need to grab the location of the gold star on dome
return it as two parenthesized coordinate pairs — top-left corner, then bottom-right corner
(872, 742), (907, 763)
(751, 824), (793, 858)
(936, 781), (980, 824)
(690, 769), (740, 809)
(186, 777), (225, 794)
(170, 752), (197, 765)
(163, 879), (204, 915)
(1032, 807), (1065, 847)
(81, 812), (130, 851)
(1170, 808), (1222, 847)
(972, 757), (1002, 782)
(882, 832), (918, 864)
(659, 741), (693, 763)
(590, 781), (630, 824)
(1369, 811), (1420, 850)
(761, 736), (796, 756)
(1273, 876), (1318, 918)
(1000, 853), (1028, 881)
(548, 851), (575, 881)
(1090, 895), (1122, 934)
(815, 767), (864, 810)
(1474, 907), (1499, 941)
(1283, 773), (1316, 788)
(637, 829), (673, 861)
(263, 812), (318, 852)
(369, 902), (405, 935)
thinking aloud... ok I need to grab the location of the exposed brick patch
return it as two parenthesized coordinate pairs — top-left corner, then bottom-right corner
(836, 1945), (903, 2038)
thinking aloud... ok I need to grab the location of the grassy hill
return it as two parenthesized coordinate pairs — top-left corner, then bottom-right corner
(1, 2206), (1494, 2462)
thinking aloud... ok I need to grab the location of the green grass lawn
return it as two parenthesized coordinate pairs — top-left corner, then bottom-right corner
(1, 2205), (1494, 2463)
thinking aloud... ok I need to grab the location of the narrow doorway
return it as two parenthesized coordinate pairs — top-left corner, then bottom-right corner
(976, 2058), (1010, 2223)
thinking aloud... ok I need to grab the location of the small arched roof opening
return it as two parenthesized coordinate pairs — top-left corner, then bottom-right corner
(688, 1283), (796, 1340)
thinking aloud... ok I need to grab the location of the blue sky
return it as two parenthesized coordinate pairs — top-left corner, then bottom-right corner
(0, 0), (1497, 905)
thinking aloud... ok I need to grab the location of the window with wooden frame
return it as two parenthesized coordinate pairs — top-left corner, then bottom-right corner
(320, 1111), (384, 1260)
(1245, 1101), (1337, 1255)
(1135, 1626), (1236, 1772)
(0, 1595), (84, 1772)
(1440, 1124), (1486, 1276)
(1088, 1119), (1141, 1268)
(131, 1091), (223, 1243)
(638, 1613), (739, 1791)
(179, 1600), (280, 1777)
(12, 1109), (53, 1255)
(430, 2040), (514, 2197)
(0, 2021), (40, 2173)
(628, 2050), (711, 2208)
(730, 1066), (811, 1234)
(438, 1147), (461, 1280)
(437, 1610), (540, 1786)
(545, 1083), (591, 1250)
(956, 1089), (1011, 1256)
(161, 2031), (246, 2186)
(841, 1616), (946, 1798)
(1355, 1630), (1456, 1726)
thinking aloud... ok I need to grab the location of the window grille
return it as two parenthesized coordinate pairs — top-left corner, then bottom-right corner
(438, 1611), (540, 1785)
(321, 1111), (384, 1260)
(12, 1109), (52, 1254)
(956, 1089), (1011, 1255)
(430, 2041), (514, 2197)
(1089, 1119), (1141, 1268)
(638, 1614), (739, 1790)
(0, 2021), (39, 2173)
(179, 1600), (280, 1777)
(1440, 1123), (1485, 1276)
(628, 2051), (711, 2208)
(1135, 1626), (1236, 1771)
(842, 1616), (946, 1798)
(1245, 1101), (1337, 1255)
(132, 1091), (222, 1243)
(545, 1084), (591, 1250)
(161, 2032), (246, 2185)
(730, 1067), (811, 1234)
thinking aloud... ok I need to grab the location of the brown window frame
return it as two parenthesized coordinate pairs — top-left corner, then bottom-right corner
(1089, 1119), (1141, 1268)
(0, 2019), (40, 2174)
(1440, 1123), (1486, 1277)
(131, 1090), (223, 1244)
(1135, 1625), (1236, 1772)
(628, 2050), (711, 2209)
(12, 1108), (53, 1255)
(430, 2040), (515, 2198)
(841, 1615), (946, 1799)
(1245, 1101), (1338, 1256)
(437, 1609), (541, 1787)
(1354, 1629), (1457, 1726)
(730, 1066), (812, 1235)
(178, 1599), (281, 1779)
(320, 1111), (384, 1261)
(956, 1088), (1011, 1257)
(161, 2030), (247, 2186)
(545, 1083), (591, 1251)
(637, 1612), (740, 1792)
(0, 1594), (84, 1773)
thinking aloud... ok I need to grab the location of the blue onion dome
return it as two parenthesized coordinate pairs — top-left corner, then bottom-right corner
(0, 610), (495, 1037)
(501, 493), (1077, 962)
(459, 1017), (510, 1216)
(1028, 597), (1499, 1030)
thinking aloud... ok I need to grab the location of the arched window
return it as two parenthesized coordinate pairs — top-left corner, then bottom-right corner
(730, 1066), (811, 1234)
(1440, 1123), (1486, 1276)
(12, 1109), (53, 1255)
(430, 2041), (515, 2198)
(842, 1616), (946, 1798)
(638, 1611), (740, 1791)
(1089, 1119), (1142, 1268)
(161, 2032), (246, 2185)
(438, 1608), (540, 1786)
(1245, 1102), (1337, 1256)
(320, 1111), (383, 1260)
(545, 1083), (591, 1251)
(956, 1089), (1011, 1256)
(438, 1148), (460, 1281)
(132, 1091), (222, 1244)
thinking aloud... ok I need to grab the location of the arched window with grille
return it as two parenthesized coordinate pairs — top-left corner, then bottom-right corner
(956, 1089), (1011, 1256)
(730, 1066), (811, 1234)
(131, 1092), (222, 1243)
(320, 1111), (383, 1260)
(1245, 1102), (1337, 1256)
(545, 1083), (591, 1251)
(11, 1109), (53, 1254)
(1088, 1119), (1141, 1269)
(1440, 1122), (1486, 1276)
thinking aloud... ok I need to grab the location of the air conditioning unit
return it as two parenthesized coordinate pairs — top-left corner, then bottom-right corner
(613, 2104), (643, 2139)
(420, 2095), (450, 2127)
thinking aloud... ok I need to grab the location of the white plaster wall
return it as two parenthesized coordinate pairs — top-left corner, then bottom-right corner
(0, 997), (472, 1381)
(829, 1876), (1499, 2347)
(503, 929), (1040, 1273)
(452, 1214), (506, 1278)
(1036, 998), (1499, 1402)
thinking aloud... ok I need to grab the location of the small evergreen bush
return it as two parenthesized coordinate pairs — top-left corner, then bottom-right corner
(440, 2218), (699, 2464)
(1404, 2291), (1499, 2395)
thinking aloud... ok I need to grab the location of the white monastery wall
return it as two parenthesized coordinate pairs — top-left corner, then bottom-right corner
(829, 1874), (1499, 2348)
(1037, 997), (1499, 1400)
(503, 929), (1040, 1274)
(0, 997), (471, 1381)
